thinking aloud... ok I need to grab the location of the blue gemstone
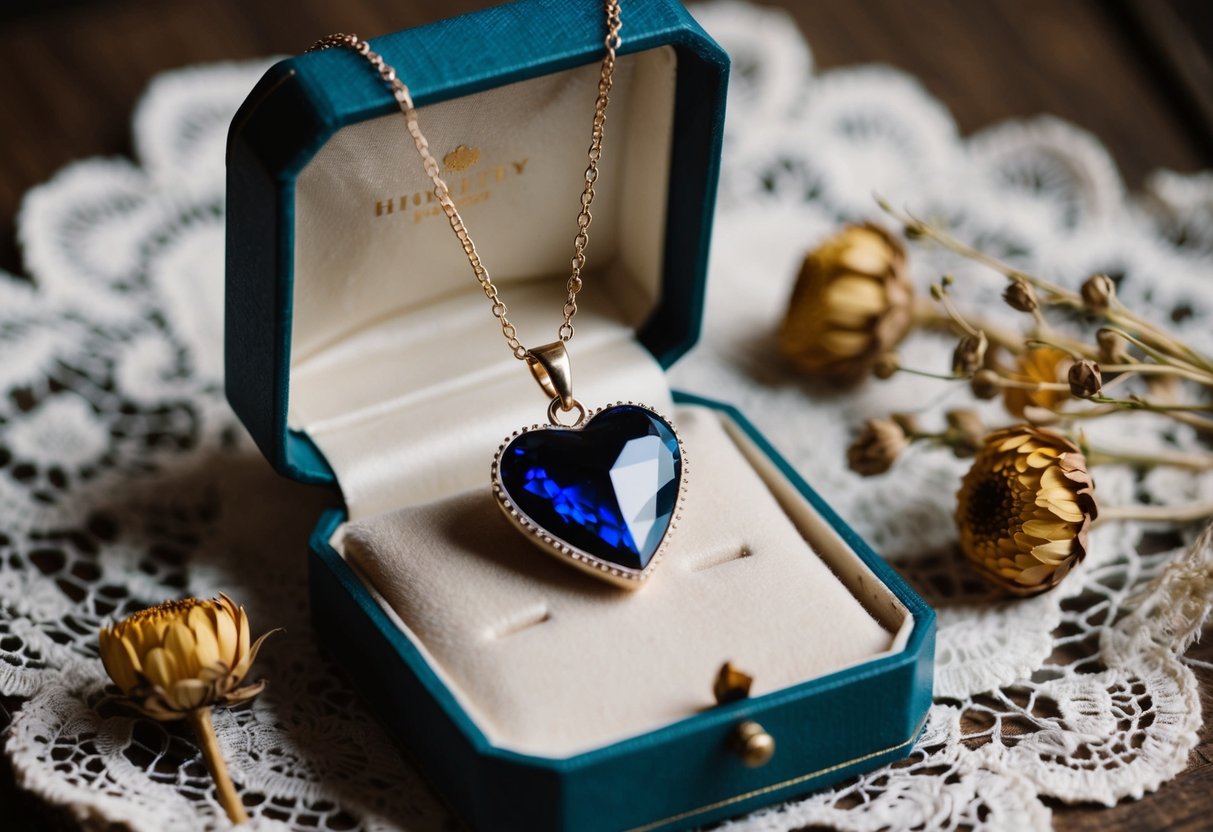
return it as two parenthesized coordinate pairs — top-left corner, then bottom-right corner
(498, 405), (682, 571)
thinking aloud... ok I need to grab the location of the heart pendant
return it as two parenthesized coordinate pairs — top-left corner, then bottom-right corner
(492, 402), (685, 589)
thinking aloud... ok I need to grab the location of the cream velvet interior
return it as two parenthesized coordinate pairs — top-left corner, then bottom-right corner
(287, 45), (911, 760)
(343, 406), (908, 757)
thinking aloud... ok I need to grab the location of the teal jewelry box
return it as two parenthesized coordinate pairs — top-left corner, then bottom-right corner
(225, 1), (935, 829)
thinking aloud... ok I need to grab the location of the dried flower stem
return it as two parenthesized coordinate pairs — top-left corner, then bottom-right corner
(1101, 329), (1213, 385)
(1026, 336), (1098, 361)
(911, 299), (1024, 354)
(1161, 411), (1213, 436)
(1086, 446), (1213, 471)
(1097, 499), (1213, 525)
(1101, 362), (1213, 386)
(1089, 396), (1213, 413)
(886, 203), (1213, 373)
(188, 708), (248, 825)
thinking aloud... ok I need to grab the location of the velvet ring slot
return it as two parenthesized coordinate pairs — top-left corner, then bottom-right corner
(338, 405), (903, 758)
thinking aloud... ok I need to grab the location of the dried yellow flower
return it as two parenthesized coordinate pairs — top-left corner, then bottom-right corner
(778, 223), (913, 383)
(956, 426), (1097, 595)
(99, 594), (275, 720)
(1003, 346), (1072, 419)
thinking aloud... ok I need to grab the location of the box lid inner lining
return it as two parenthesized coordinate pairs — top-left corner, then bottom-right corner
(289, 48), (676, 517)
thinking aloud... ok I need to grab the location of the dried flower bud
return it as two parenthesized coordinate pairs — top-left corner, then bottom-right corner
(1003, 347), (1071, 420)
(1002, 281), (1038, 313)
(945, 409), (985, 458)
(872, 352), (899, 380)
(951, 331), (988, 377)
(847, 418), (908, 477)
(1096, 328), (1127, 365)
(971, 369), (1002, 400)
(778, 224), (914, 384)
(1080, 273), (1115, 312)
(956, 426), (1097, 595)
(1067, 359), (1102, 399)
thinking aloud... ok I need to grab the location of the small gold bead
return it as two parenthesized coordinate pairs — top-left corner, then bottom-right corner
(731, 721), (776, 767)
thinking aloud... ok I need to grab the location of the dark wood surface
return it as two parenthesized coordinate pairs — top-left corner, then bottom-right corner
(1, 1), (1211, 829)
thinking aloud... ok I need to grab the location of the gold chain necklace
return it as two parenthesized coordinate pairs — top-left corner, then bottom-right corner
(310, 0), (685, 589)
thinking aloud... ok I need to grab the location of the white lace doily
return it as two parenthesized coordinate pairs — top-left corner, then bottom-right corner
(4, 3), (1212, 829)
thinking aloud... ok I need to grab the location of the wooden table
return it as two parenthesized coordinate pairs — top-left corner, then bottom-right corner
(1, 1), (1210, 829)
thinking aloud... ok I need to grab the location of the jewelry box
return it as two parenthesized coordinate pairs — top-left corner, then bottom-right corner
(224, 1), (935, 829)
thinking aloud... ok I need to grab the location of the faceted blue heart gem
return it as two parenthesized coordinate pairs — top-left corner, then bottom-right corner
(498, 405), (682, 572)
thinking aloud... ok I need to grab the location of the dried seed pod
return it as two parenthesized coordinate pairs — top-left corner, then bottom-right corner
(1067, 359), (1103, 398)
(1096, 328), (1128, 365)
(952, 332), (988, 377)
(1002, 281), (1039, 313)
(945, 409), (985, 458)
(970, 369), (1003, 400)
(847, 418), (908, 476)
(1080, 273), (1116, 312)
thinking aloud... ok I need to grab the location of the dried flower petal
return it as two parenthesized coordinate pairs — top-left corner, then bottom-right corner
(956, 425), (1097, 595)
(1003, 347), (1072, 419)
(98, 596), (277, 720)
(778, 224), (913, 383)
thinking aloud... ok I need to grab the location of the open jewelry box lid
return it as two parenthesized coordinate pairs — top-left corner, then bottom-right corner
(224, 0), (727, 485)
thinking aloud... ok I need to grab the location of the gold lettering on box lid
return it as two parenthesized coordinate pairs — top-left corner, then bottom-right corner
(374, 151), (529, 222)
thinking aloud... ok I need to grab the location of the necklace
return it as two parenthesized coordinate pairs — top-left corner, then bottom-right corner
(310, 1), (684, 589)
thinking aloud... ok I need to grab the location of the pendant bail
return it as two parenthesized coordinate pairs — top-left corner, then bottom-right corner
(526, 341), (575, 412)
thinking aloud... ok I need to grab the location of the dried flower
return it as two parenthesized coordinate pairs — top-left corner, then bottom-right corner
(99, 595), (276, 824)
(951, 331), (988, 377)
(1003, 281), (1038, 313)
(945, 409), (985, 458)
(1096, 328), (1127, 365)
(778, 223), (914, 383)
(955, 426), (1097, 595)
(1080, 273), (1116, 311)
(1068, 359), (1103, 398)
(1003, 346), (1072, 419)
(100, 594), (273, 719)
(847, 418), (909, 476)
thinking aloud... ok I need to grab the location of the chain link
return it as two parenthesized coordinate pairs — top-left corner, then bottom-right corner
(308, 1), (621, 360)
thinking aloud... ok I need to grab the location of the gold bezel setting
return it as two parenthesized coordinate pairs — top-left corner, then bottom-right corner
(491, 401), (686, 590)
